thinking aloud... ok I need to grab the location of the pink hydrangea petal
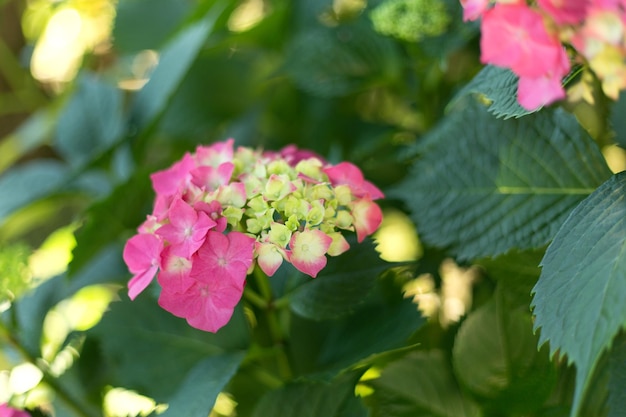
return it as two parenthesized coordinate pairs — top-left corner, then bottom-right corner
(517, 75), (567, 110)
(0, 404), (31, 417)
(158, 245), (194, 293)
(195, 138), (235, 167)
(461, 0), (490, 21)
(156, 199), (216, 257)
(480, 4), (569, 78)
(128, 265), (160, 300)
(123, 233), (162, 274)
(190, 231), (254, 287)
(538, 0), (589, 25)
(190, 162), (235, 191)
(255, 241), (286, 276)
(324, 162), (384, 199)
(194, 200), (228, 232)
(351, 198), (383, 243)
(150, 153), (195, 196)
(288, 230), (332, 278)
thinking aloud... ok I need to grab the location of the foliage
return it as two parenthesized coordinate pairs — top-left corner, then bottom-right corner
(0, 0), (625, 416)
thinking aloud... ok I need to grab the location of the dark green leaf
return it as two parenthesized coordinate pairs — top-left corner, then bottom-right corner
(452, 295), (556, 414)
(131, 2), (227, 130)
(289, 239), (388, 320)
(366, 350), (481, 417)
(90, 295), (249, 401)
(55, 74), (124, 167)
(252, 371), (367, 417)
(609, 333), (626, 417)
(394, 99), (611, 260)
(284, 20), (401, 97)
(477, 248), (545, 307)
(69, 171), (153, 276)
(316, 298), (425, 372)
(159, 352), (245, 417)
(611, 90), (626, 149)
(532, 172), (626, 417)
(113, 0), (193, 53)
(0, 161), (69, 224)
(450, 65), (534, 119)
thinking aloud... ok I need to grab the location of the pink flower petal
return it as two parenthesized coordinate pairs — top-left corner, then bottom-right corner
(190, 231), (255, 287)
(324, 162), (384, 200)
(517, 74), (567, 110)
(538, 0), (589, 25)
(150, 153), (195, 196)
(158, 245), (194, 293)
(190, 162), (235, 191)
(123, 233), (163, 299)
(288, 229), (332, 277)
(156, 198), (216, 257)
(461, 0), (490, 21)
(351, 198), (383, 243)
(195, 138), (235, 167)
(255, 241), (286, 276)
(480, 4), (570, 78)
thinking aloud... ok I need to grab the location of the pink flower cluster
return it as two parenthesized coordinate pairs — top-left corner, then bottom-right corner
(0, 404), (29, 417)
(123, 139), (384, 332)
(462, 0), (626, 109)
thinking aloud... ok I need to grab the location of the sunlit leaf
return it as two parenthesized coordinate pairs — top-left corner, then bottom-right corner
(453, 295), (556, 414)
(532, 172), (626, 417)
(365, 350), (481, 417)
(394, 99), (611, 260)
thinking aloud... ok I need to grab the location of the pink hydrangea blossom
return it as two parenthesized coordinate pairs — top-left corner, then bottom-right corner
(0, 404), (30, 417)
(123, 139), (385, 332)
(517, 72), (567, 110)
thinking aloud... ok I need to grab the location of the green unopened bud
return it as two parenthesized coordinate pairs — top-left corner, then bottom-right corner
(306, 200), (325, 226)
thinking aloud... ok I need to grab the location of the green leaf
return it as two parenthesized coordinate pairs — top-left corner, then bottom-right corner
(0, 161), (69, 224)
(159, 352), (245, 417)
(55, 74), (124, 167)
(477, 248), (545, 307)
(452, 295), (557, 414)
(252, 371), (367, 417)
(89, 295), (249, 401)
(131, 2), (227, 130)
(288, 239), (389, 320)
(113, 0), (193, 53)
(284, 20), (401, 97)
(532, 172), (626, 417)
(394, 99), (611, 260)
(611, 90), (626, 149)
(609, 333), (626, 417)
(69, 170), (153, 275)
(450, 65), (534, 119)
(365, 350), (481, 417)
(316, 298), (425, 372)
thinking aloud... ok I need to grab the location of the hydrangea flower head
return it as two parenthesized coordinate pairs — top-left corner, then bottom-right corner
(123, 139), (384, 332)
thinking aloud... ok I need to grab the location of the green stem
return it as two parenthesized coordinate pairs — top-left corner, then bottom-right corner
(251, 268), (293, 380)
(243, 287), (268, 309)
